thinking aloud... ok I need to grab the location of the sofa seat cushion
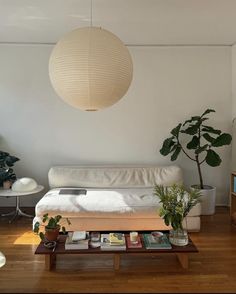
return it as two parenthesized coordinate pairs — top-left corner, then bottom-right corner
(35, 188), (201, 219)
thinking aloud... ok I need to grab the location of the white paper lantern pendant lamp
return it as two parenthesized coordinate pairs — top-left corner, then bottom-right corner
(49, 2), (133, 111)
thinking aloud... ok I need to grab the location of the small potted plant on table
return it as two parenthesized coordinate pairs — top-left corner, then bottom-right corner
(34, 213), (71, 241)
(154, 184), (201, 246)
(159, 109), (232, 215)
(0, 151), (19, 189)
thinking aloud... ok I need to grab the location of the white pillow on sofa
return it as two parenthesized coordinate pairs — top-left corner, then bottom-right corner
(12, 177), (37, 192)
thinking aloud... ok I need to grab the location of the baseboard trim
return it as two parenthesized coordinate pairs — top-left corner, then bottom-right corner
(215, 204), (230, 207)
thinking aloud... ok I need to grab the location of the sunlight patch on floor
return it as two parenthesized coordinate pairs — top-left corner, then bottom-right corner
(14, 231), (40, 245)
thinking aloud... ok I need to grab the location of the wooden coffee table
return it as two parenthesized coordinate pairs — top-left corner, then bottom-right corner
(35, 233), (198, 271)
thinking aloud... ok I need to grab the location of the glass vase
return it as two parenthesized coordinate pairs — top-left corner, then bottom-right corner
(169, 228), (188, 246)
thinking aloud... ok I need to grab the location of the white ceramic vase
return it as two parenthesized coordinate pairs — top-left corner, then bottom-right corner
(191, 185), (216, 215)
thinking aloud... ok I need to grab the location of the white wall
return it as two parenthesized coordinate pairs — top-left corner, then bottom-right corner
(231, 45), (236, 171)
(232, 45), (236, 119)
(0, 44), (232, 206)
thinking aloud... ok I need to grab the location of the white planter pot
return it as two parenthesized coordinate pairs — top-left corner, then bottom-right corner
(191, 185), (216, 215)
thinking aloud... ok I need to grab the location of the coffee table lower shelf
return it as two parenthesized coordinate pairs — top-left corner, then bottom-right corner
(35, 235), (198, 271)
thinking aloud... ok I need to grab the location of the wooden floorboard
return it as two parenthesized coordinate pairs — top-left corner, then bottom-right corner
(0, 207), (236, 293)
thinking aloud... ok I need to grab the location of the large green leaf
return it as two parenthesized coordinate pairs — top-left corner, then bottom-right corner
(33, 222), (40, 233)
(0, 152), (9, 160)
(202, 125), (221, 135)
(39, 232), (45, 241)
(211, 133), (232, 147)
(170, 144), (177, 153)
(186, 136), (199, 149)
(160, 137), (176, 156)
(203, 133), (215, 143)
(5, 155), (19, 167)
(205, 149), (221, 167)
(171, 123), (182, 137)
(47, 217), (56, 228)
(183, 124), (199, 135)
(42, 213), (49, 223)
(183, 116), (200, 126)
(201, 109), (215, 117)
(195, 144), (208, 155)
(55, 215), (62, 223)
(171, 146), (181, 161)
(200, 117), (209, 123)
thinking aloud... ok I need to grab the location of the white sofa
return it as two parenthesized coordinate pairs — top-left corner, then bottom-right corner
(33, 165), (201, 231)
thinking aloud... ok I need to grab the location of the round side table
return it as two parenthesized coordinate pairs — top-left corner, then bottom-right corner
(0, 185), (44, 223)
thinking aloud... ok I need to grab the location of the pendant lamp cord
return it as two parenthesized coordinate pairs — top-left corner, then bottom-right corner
(90, 0), (93, 27)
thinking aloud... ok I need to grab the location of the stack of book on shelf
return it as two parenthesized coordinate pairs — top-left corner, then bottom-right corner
(126, 235), (142, 249)
(143, 233), (172, 250)
(100, 233), (126, 251)
(65, 231), (89, 250)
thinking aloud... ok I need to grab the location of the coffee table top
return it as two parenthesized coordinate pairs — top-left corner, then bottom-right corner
(35, 233), (198, 255)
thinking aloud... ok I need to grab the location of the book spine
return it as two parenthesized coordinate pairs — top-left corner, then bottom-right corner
(142, 234), (150, 249)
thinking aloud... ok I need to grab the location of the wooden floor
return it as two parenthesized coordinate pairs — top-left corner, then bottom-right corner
(0, 207), (236, 293)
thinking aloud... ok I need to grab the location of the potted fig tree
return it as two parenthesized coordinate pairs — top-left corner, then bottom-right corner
(160, 109), (232, 215)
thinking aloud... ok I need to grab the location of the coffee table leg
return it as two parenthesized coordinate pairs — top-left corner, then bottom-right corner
(114, 254), (120, 270)
(176, 253), (188, 269)
(45, 254), (56, 270)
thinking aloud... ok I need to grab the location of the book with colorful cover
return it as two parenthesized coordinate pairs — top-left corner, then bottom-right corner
(109, 233), (124, 245)
(100, 234), (126, 251)
(126, 235), (142, 249)
(143, 233), (172, 250)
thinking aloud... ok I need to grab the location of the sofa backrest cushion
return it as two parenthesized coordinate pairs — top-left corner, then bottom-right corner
(48, 165), (183, 189)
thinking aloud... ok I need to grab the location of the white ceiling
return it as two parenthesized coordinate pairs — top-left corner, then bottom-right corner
(1, 0), (236, 45)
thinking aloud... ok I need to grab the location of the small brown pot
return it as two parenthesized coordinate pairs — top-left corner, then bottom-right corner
(45, 226), (60, 241)
(3, 180), (12, 190)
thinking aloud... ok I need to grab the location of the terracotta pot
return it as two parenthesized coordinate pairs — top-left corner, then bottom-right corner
(3, 180), (12, 190)
(45, 226), (60, 241)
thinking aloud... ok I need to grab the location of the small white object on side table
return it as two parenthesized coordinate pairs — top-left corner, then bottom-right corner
(0, 185), (44, 223)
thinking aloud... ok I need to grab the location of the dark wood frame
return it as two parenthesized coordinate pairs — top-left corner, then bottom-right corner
(35, 233), (198, 271)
